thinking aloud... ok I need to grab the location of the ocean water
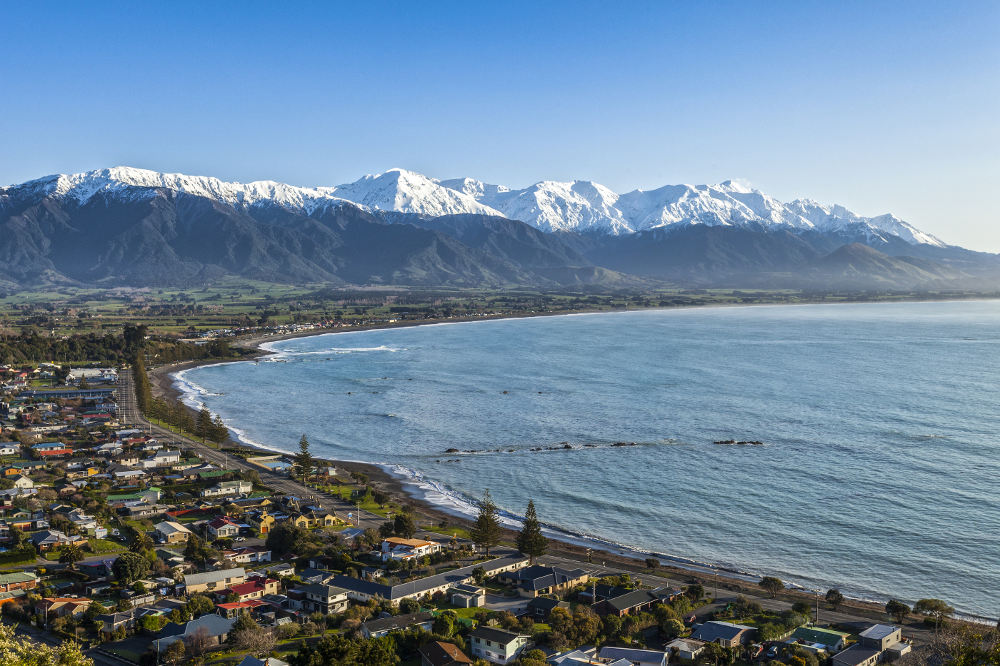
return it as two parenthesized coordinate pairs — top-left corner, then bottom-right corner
(175, 301), (1000, 618)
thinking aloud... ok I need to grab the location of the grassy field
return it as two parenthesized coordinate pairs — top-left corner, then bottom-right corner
(0, 281), (958, 339)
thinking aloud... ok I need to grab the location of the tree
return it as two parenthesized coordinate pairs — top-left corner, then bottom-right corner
(515, 499), (547, 564)
(162, 639), (185, 666)
(209, 414), (229, 444)
(393, 513), (416, 539)
(0, 623), (92, 666)
(472, 566), (487, 585)
(293, 434), (314, 483)
(470, 489), (502, 556)
(59, 542), (85, 569)
(886, 599), (910, 623)
(826, 588), (845, 611)
(914, 598), (954, 632)
(184, 534), (218, 567)
(662, 617), (685, 638)
(196, 406), (212, 441)
(686, 583), (705, 602)
(112, 551), (149, 585)
(129, 531), (153, 553)
(433, 612), (456, 637)
(759, 576), (784, 598)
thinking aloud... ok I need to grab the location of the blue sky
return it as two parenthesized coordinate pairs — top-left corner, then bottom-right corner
(3, 2), (998, 249)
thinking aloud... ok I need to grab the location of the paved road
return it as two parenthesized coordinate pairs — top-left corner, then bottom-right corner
(117, 373), (389, 530)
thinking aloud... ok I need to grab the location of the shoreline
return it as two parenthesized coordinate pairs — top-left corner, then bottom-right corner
(148, 302), (998, 624)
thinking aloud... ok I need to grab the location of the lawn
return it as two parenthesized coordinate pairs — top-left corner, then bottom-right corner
(89, 538), (127, 554)
(422, 524), (471, 540)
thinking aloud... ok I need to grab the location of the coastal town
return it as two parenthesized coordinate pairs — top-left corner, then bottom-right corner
(0, 346), (981, 666)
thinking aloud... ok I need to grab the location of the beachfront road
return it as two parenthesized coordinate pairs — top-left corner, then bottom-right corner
(116, 374), (389, 530)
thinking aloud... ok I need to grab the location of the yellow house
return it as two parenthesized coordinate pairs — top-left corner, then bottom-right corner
(249, 510), (276, 535)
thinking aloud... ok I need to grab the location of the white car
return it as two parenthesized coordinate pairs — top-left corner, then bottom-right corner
(234, 536), (246, 542)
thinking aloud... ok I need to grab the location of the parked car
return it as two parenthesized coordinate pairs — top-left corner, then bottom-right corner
(234, 536), (246, 542)
(765, 645), (779, 659)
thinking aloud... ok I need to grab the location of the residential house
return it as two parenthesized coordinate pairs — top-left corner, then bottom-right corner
(598, 647), (668, 666)
(379, 537), (442, 562)
(225, 577), (280, 602)
(419, 641), (473, 666)
(690, 621), (756, 648)
(183, 568), (247, 595)
(832, 644), (882, 666)
(0, 446), (18, 456)
(788, 626), (850, 653)
(329, 552), (528, 604)
(143, 450), (181, 468)
(666, 638), (707, 661)
(207, 516), (241, 539)
(36, 597), (92, 620)
(120, 503), (168, 519)
(859, 625), (903, 651)
(526, 596), (570, 619)
(11, 475), (33, 489)
(222, 546), (272, 564)
(0, 572), (37, 593)
(152, 614), (237, 652)
(154, 521), (193, 544)
(468, 626), (529, 665)
(30, 529), (86, 552)
(594, 587), (680, 617)
(246, 509), (276, 534)
(201, 480), (252, 498)
(361, 611), (435, 639)
(300, 583), (349, 614)
(216, 599), (267, 619)
(504, 564), (589, 598)
(450, 583), (486, 608)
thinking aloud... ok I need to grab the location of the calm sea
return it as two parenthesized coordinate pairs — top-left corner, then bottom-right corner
(175, 301), (1000, 618)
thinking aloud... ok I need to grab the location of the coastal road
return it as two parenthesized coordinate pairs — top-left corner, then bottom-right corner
(116, 373), (389, 529)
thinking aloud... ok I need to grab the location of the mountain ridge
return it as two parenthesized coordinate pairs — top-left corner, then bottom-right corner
(4, 166), (945, 248)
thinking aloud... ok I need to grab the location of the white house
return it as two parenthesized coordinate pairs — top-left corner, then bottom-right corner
(0, 446), (19, 457)
(469, 626), (529, 665)
(143, 450), (181, 469)
(201, 480), (252, 498)
(12, 476), (34, 489)
(379, 537), (442, 562)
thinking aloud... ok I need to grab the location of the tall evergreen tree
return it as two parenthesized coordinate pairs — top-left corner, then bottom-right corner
(293, 434), (314, 483)
(515, 499), (547, 563)
(196, 407), (212, 441)
(210, 414), (229, 444)
(470, 489), (502, 556)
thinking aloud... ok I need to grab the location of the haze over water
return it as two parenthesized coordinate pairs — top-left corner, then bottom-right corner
(177, 301), (1000, 618)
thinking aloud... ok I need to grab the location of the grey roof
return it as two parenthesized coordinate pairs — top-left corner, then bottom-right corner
(470, 625), (527, 645)
(599, 647), (668, 664)
(527, 597), (569, 611)
(300, 583), (348, 598)
(332, 551), (527, 600)
(469, 625), (528, 645)
(237, 657), (289, 666)
(603, 588), (664, 612)
(362, 611), (433, 634)
(514, 564), (587, 592)
(691, 621), (755, 642)
(833, 644), (881, 666)
(183, 567), (245, 587)
(154, 614), (236, 649)
(859, 624), (899, 640)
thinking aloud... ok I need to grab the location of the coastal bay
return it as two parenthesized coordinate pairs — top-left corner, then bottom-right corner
(168, 301), (1000, 619)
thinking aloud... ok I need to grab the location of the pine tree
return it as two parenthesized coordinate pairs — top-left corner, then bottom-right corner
(293, 434), (314, 483)
(515, 499), (547, 563)
(196, 407), (212, 441)
(470, 489), (502, 556)
(210, 414), (229, 444)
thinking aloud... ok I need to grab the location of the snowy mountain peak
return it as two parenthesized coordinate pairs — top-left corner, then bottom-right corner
(6, 166), (945, 248)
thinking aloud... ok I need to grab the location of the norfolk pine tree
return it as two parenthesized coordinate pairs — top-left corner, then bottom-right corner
(471, 489), (502, 556)
(516, 499), (547, 563)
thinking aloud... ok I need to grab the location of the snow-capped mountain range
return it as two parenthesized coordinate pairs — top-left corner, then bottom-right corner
(7, 166), (944, 247)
